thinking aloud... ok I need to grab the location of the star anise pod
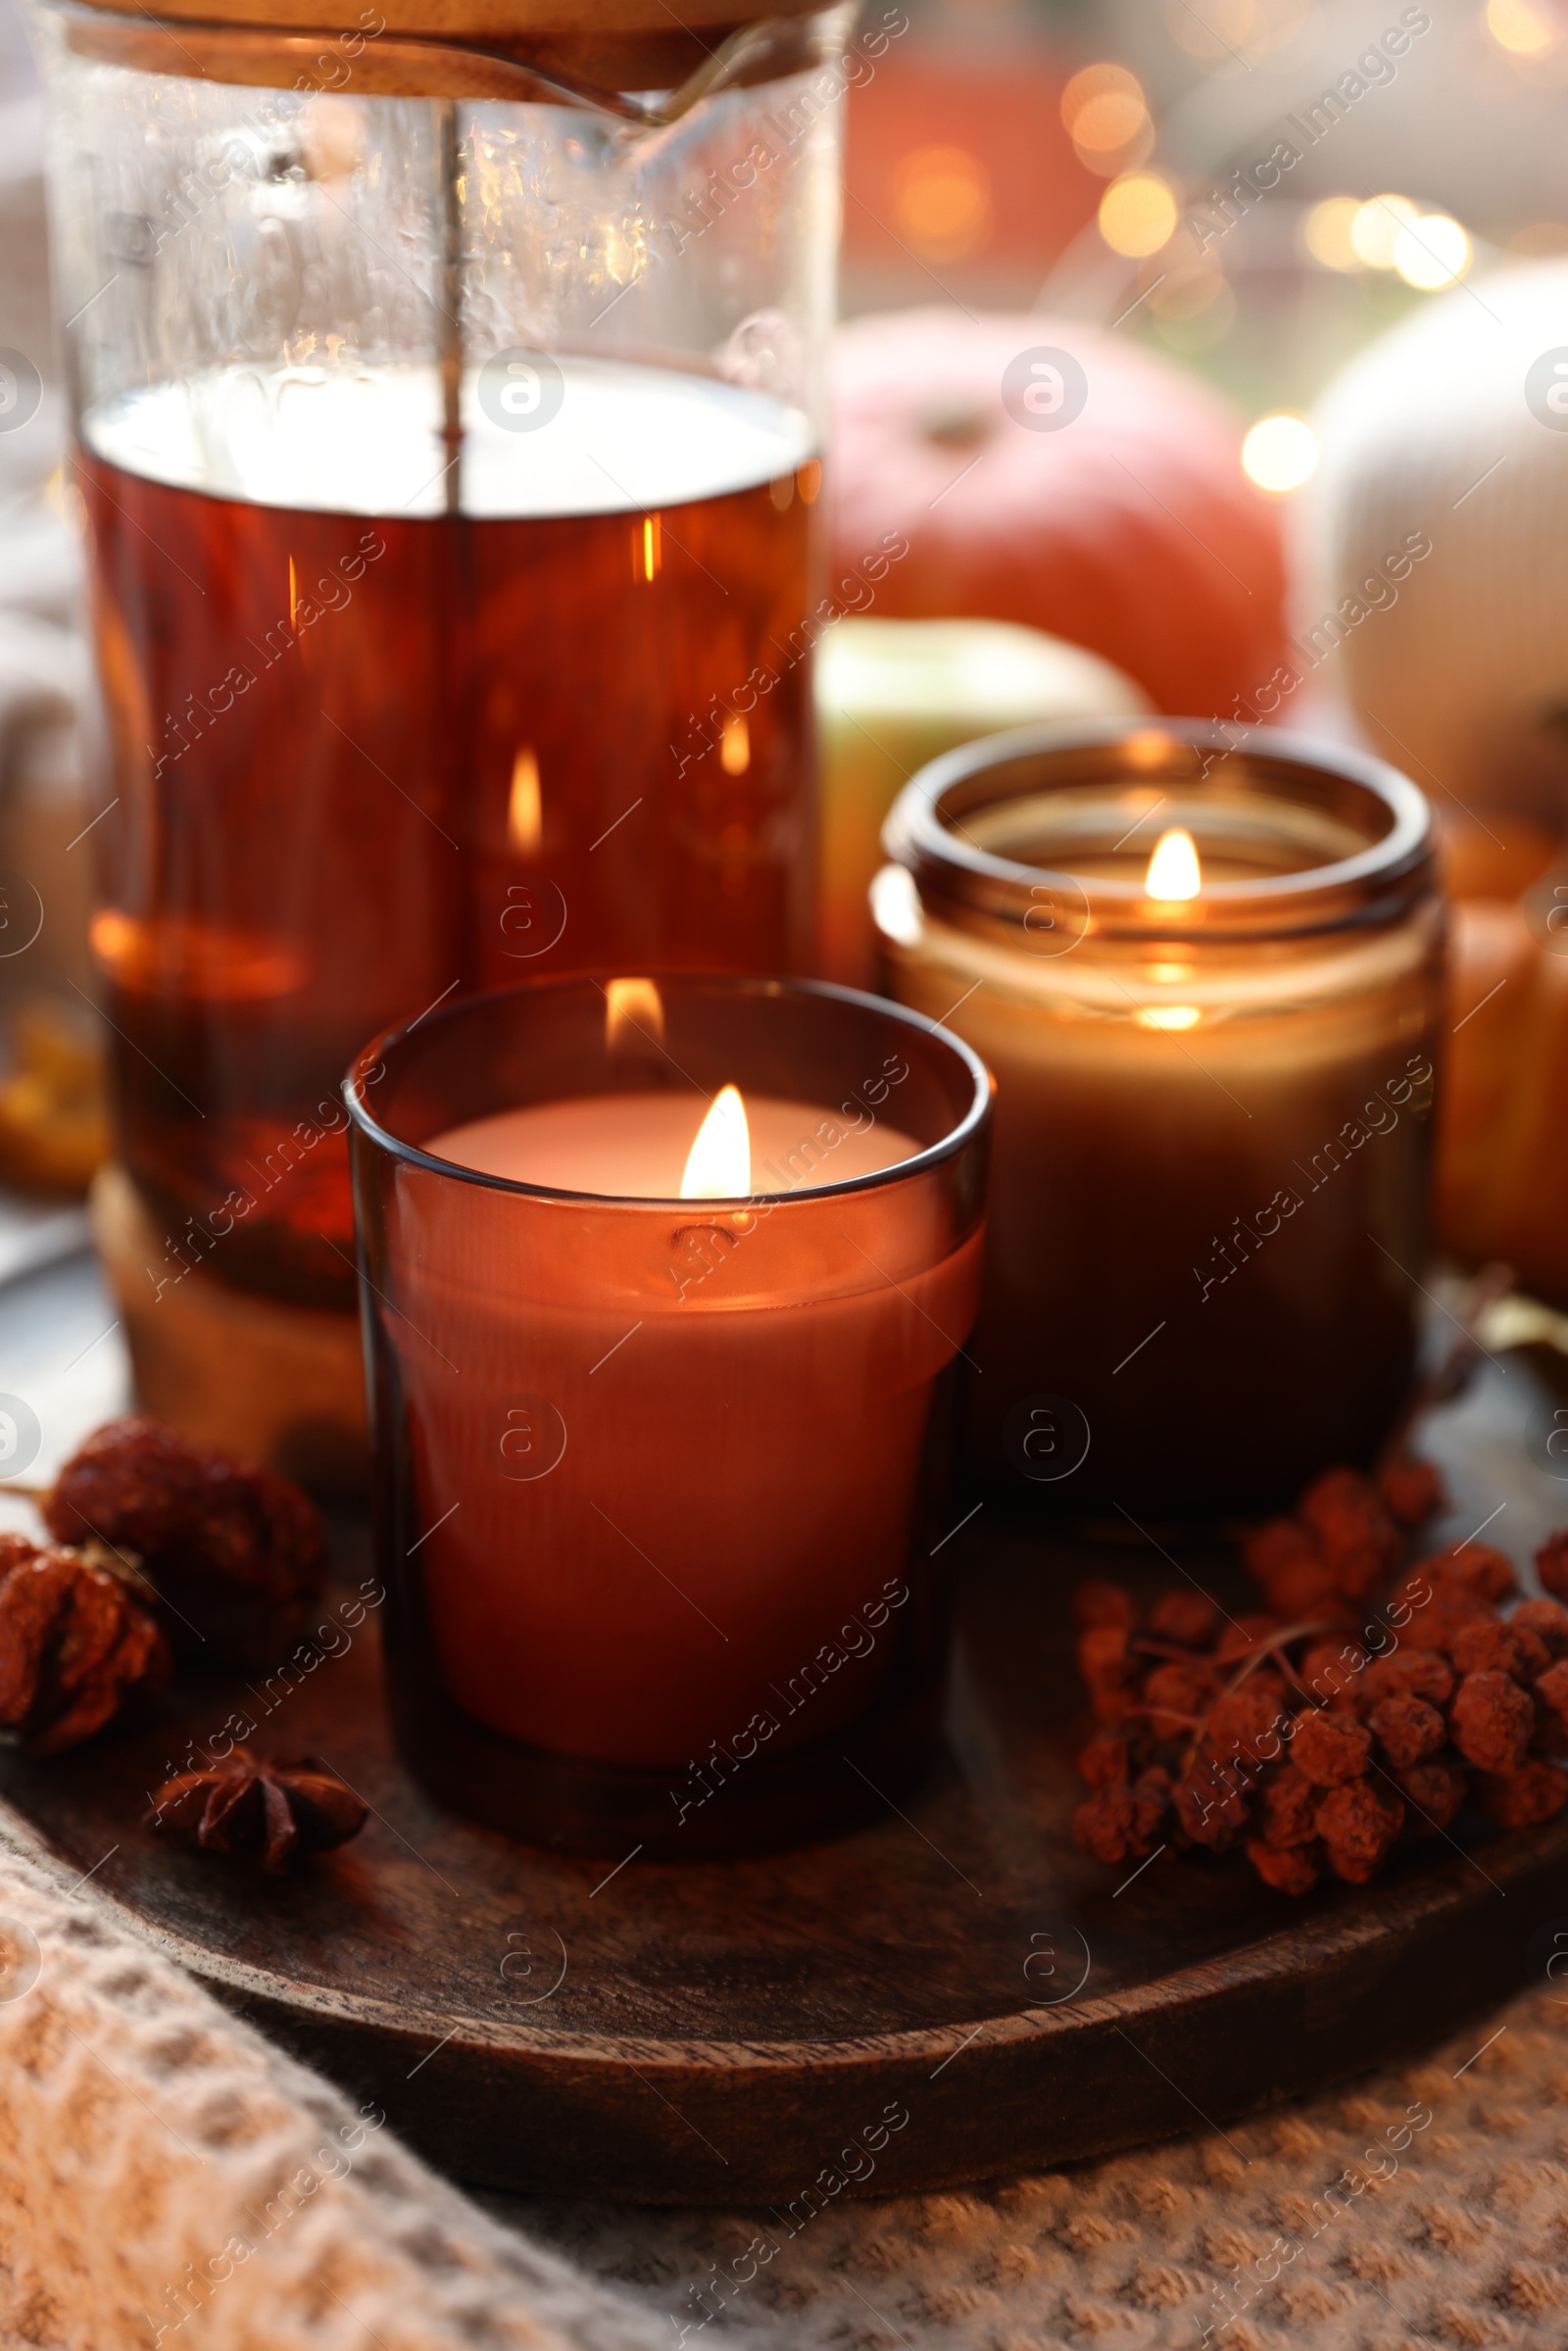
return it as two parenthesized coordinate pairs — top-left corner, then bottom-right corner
(43, 1416), (325, 1670)
(146, 1753), (368, 1873)
(0, 1532), (171, 1753)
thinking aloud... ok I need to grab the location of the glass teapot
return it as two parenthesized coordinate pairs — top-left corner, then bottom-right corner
(32, 0), (854, 1306)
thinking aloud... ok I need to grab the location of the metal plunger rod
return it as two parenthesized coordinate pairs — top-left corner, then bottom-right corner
(433, 96), (464, 516)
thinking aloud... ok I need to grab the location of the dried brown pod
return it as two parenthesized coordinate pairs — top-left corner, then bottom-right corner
(43, 1416), (325, 1670)
(0, 1533), (170, 1753)
(146, 1753), (367, 1873)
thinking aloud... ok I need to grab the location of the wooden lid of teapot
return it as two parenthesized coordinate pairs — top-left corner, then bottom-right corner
(56, 0), (837, 106)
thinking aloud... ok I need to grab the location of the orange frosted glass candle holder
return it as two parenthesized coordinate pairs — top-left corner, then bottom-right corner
(345, 976), (990, 1857)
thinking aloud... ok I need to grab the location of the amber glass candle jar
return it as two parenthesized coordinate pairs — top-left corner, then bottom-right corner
(872, 721), (1443, 1516)
(346, 974), (990, 1856)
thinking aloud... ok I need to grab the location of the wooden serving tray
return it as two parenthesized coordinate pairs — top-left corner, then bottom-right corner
(3, 1345), (1568, 2205)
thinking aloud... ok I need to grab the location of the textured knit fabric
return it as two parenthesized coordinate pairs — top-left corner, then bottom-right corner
(0, 1813), (1561, 2351)
(508, 1986), (1568, 2350)
(0, 1832), (662, 2351)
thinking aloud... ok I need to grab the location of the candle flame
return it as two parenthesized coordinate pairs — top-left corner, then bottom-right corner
(508, 749), (542, 857)
(719, 713), (751, 775)
(1145, 826), (1201, 901)
(605, 976), (664, 1051)
(680, 1084), (750, 1199)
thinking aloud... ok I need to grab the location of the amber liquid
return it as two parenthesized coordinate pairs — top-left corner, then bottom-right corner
(79, 360), (817, 1303)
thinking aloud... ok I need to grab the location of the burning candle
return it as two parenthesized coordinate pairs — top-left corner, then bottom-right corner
(346, 975), (990, 1856)
(873, 721), (1444, 1515)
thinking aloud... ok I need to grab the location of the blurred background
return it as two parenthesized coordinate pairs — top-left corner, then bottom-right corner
(1, 0), (1566, 1304)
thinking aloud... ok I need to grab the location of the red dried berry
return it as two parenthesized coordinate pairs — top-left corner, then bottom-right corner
(1377, 1454), (1446, 1528)
(1451, 1617), (1550, 1684)
(1075, 1580), (1136, 1630)
(1539, 1533), (1568, 1607)
(1473, 1760), (1568, 1830)
(1537, 1655), (1568, 1728)
(1204, 1681), (1289, 1768)
(1247, 1837), (1322, 1894)
(1077, 1623), (1135, 1692)
(1242, 1520), (1346, 1619)
(1252, 1762), (1318, 1848)
(1450, 1670), (1534, 1776)
(1173, 1762), (1250, 1851)
(1428, 1543), (1518, 1606)
(1071, 1772), (1169, 1865)
(1510, 1597), (1568, 1660)
(1394, 1754), (1468, 1833)
(1142, 1659), (1219, 1738)
(1361, 1650), (1454, 1707)
(1316, 1781), (1404, 1883)
(1292, 1707), (1374, 1787)
(1400, 1585), (1496, 1653)
(1076, 1733), (1131, 1788)
(1298, 1467), (1402, 1598)
(1298, 1641), (1367, 1711)
(1147, 1590), (1219, 1648)
(1368, 1693), (1446, 1770)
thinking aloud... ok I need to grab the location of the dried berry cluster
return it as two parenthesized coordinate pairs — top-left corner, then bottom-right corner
(42, 1415), (325, 1671)
(1072, 1456), (1568, 1896)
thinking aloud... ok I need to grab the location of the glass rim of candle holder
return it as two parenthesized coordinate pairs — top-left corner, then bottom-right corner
(341, 972), (992, 1856)
(343, 970), (992, 1205)
(880, 718), (1434, 949)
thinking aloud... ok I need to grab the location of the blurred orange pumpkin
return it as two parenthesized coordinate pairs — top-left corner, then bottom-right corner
(829, 308), (1290, 719)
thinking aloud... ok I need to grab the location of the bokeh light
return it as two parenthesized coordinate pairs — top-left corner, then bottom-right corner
(1349, 193), (1420, 268)
(891, 146), (995, 263)
(1165, 0), (1253, 57)
(1242, 413), (1318, 493)
(1060, 63), (1152, 173)
(1099, 172), (1179, 259)
(1394, 215), (1472, 289)
(1300, 197), (1363, 270)
(1486, 0), (1560, 54)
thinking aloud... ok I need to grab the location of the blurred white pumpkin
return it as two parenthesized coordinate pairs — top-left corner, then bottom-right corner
(1308, 260), (1568, 829)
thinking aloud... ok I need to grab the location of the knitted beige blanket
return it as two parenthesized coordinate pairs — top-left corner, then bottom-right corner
(1, 1827), (1559, 2351)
